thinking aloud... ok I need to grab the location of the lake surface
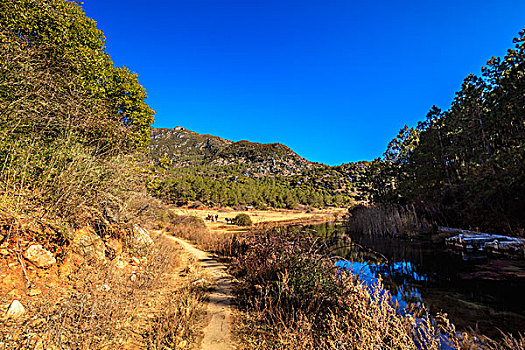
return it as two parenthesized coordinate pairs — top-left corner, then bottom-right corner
(307, 223), (525, 337)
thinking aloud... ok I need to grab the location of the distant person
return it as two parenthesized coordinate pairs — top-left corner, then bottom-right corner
(215, 214), (219, 222)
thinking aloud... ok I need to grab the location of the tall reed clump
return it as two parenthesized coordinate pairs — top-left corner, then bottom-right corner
(346, 204), (433, 237)
(229, 230), (515, 349)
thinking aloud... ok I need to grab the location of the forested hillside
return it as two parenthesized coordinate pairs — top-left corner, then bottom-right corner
(364, 29), (525, 235)
(146, 128), (367, 208)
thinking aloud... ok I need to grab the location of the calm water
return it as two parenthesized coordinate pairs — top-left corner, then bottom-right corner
(308, 223), (525, 337)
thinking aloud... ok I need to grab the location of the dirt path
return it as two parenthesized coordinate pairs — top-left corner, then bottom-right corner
(168, 236), (235, 350)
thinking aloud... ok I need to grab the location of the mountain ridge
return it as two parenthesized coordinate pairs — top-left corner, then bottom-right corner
(149, 127), (321, 176)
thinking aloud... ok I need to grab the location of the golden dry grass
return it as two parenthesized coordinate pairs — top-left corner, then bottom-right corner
(170, 207), (346, 235)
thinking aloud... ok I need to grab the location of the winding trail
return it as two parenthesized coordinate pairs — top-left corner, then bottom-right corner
(168, 236), (235, 350)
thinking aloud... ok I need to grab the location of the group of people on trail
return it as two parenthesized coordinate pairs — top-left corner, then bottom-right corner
(205, 214), (219, 222)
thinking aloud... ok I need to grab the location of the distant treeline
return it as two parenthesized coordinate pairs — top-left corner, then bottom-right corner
(364, 29), (525, 235)
(147, 166), (357, 209)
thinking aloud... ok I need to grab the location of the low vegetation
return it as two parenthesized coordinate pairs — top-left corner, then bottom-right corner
(234, 213), (253, 226)
(227, 231), (452, 349)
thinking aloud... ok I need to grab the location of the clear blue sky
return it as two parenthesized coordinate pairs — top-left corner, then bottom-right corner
(82, 0), (525, 165)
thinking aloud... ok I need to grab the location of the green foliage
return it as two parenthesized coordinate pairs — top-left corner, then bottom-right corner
(365, 29), (525, 234)
(0, 0), (153, 220)
(234, 213), (252, 226)
(0, 0), (154, 151)
(147, 167), (356, 209)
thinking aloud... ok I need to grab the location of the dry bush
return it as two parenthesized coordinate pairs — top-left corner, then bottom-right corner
(234, 214), (252, 227)
(144, 285), (205, 349)
(0, 234), (207, 349)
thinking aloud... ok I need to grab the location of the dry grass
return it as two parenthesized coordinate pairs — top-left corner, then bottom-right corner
(226, 230), (522, 350)
(0, 233), (207, 349)
(164, 207), (345, 256)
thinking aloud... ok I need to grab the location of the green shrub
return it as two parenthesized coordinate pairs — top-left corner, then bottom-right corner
(234, 214), (252, 226)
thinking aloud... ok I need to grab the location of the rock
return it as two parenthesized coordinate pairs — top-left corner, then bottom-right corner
(31, 318), (46, 328)
(131, 225), (154, 248)
(5, 300), (25, 319)
(7, 289), (20, 297)
(183, 264), (195, 274)
(34, 339), (44, 350)
(58, 253), (82, 277)
(130, 257), (140, 266)
(60, 227), (106, 276)
(98, 284), (111, 292)
(23, 245), (56, 268)
(71, 227), (106, 264)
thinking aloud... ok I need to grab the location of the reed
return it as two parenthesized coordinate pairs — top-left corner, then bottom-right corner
(346, 203), (433, 237)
